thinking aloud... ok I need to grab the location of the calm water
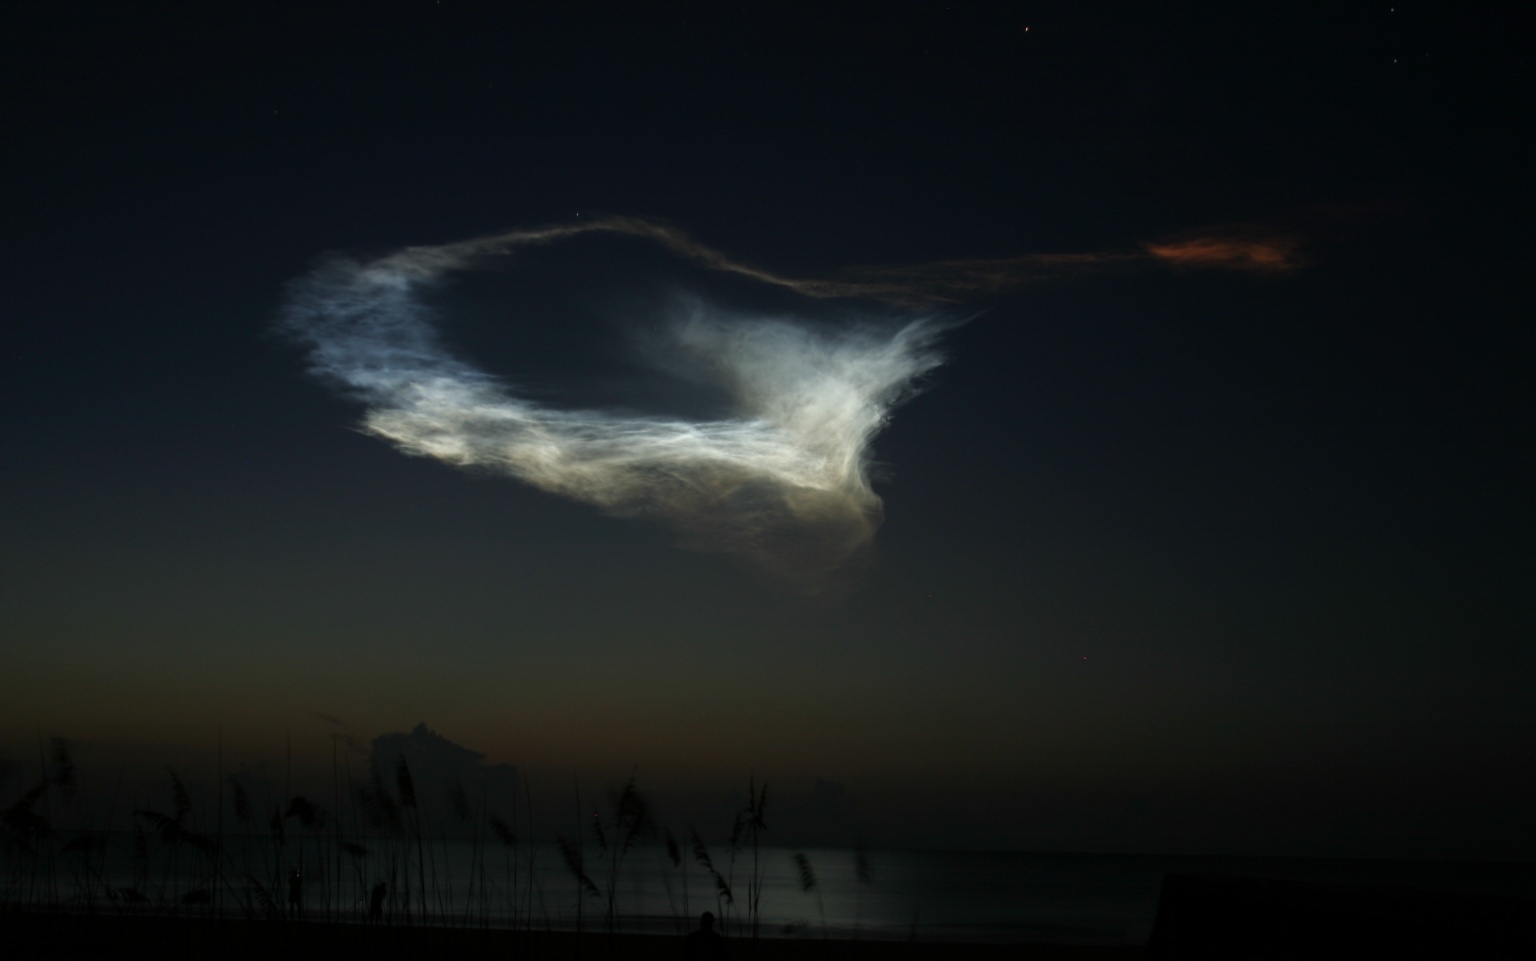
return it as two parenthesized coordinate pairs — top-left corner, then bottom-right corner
(8, 839), (1533, 945)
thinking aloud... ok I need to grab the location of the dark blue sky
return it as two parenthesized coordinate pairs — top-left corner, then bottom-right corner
(2, 2), (1530, 858)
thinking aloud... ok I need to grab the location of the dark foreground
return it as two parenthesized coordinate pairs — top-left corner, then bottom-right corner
(7, 874), (1532, 959)
(0, 912), (1140, 960)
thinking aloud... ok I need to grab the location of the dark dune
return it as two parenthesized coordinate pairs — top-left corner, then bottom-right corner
(1145, 874), (1534, 960)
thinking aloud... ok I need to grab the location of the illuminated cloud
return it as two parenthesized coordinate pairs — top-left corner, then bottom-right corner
(279, 224), (947, 579)
(280, 216), (1302, 578)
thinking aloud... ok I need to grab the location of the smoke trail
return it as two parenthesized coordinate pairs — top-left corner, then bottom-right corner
(1144, 229), (1303, 272)
(316, 216), (1299, 306)
(279, 227), (947, 579)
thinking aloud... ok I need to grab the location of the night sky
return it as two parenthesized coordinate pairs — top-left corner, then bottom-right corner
(3, 2), (1531, 859)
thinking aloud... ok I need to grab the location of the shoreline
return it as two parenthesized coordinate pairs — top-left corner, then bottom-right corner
(1, 909), (1145, 959)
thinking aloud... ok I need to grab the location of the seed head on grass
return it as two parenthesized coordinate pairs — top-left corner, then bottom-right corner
(357, 770), (403, 834)
(690, 828), (715, 874)
(691, 828), (733, 907)
(136, 809), (183, 845)
(665, 829), (681, 869)
(612, 775), (651, 852)
(556, 834), (600, 899)
(284, 796), (325, 829)
(793, 852), (816, 892)
(488, 816), (516, 848)
(1, 782), (51, 853)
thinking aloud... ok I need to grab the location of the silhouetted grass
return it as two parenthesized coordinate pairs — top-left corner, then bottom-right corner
(0, 738), (873, 948)
(793, 851), (826, 939)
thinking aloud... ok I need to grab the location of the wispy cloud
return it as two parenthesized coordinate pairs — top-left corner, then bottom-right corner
(279, 224), (947, 581)
(279, 216), (1301, 579)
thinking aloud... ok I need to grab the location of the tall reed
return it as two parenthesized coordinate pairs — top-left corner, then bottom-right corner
(793, 851), (826, 939)
(742, 778), (768, 943)
(4, 736), (887, 944)
(690, 827), (734, 934)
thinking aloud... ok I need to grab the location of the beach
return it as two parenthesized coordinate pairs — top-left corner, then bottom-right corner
(3, 911), (1143, 960)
